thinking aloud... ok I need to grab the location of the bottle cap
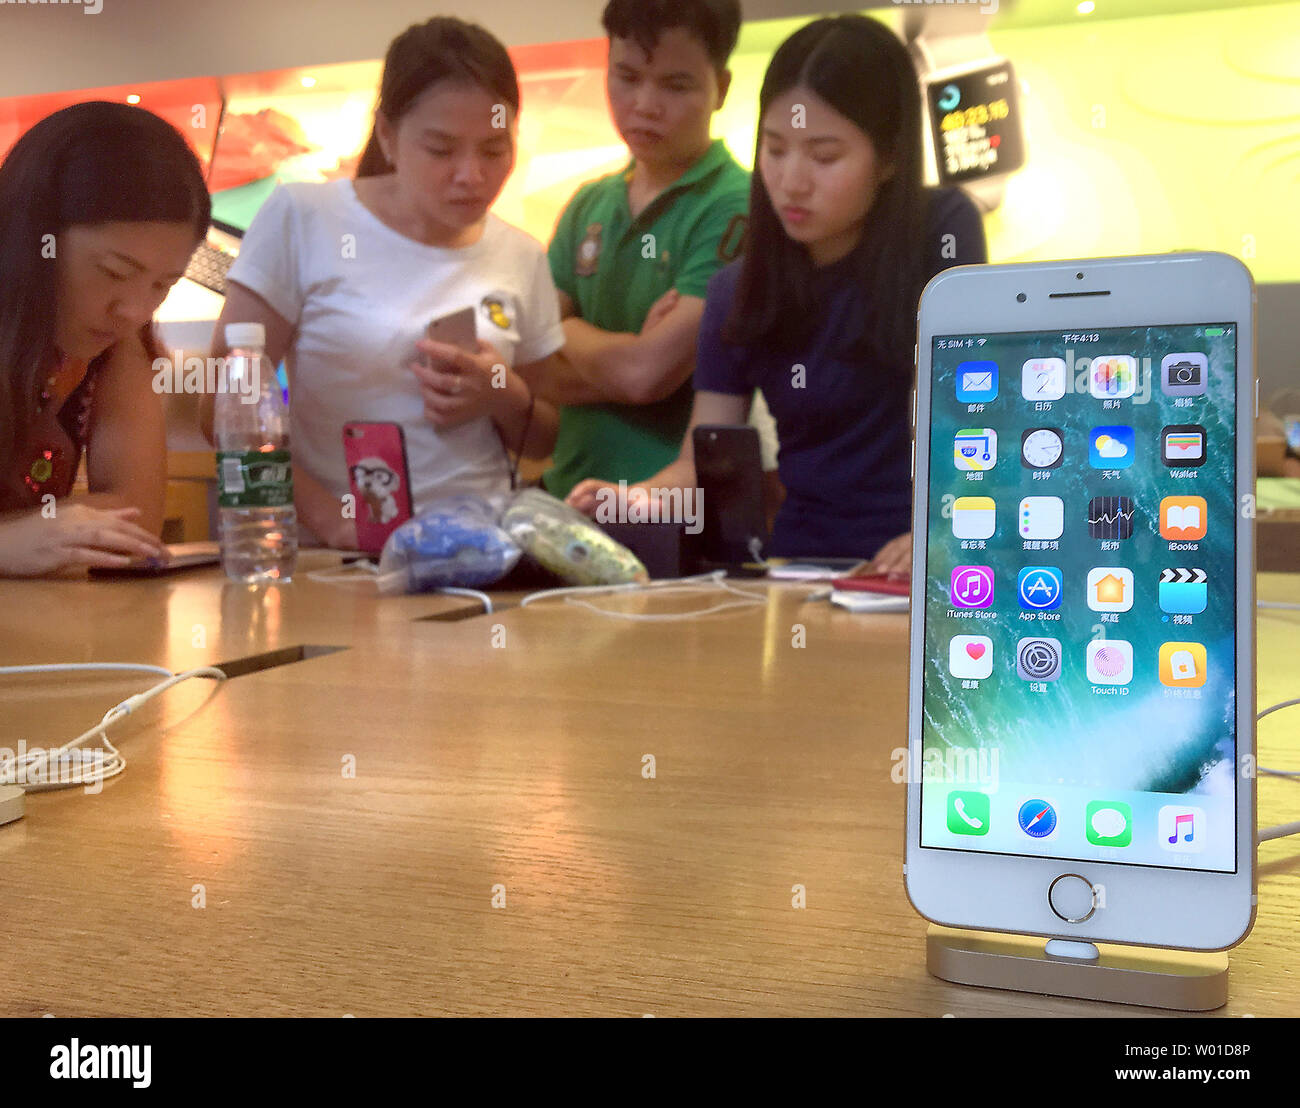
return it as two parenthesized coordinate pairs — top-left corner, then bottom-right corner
(225, 322), (266, 349)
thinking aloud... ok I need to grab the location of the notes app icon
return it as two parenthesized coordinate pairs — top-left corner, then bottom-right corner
(952, 496), (996, 539)
(1159, 805), (1206, 853)
(1160, 496), (1207, 541)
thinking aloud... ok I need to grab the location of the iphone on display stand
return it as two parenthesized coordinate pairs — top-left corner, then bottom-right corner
(904, 254), (1257, 988)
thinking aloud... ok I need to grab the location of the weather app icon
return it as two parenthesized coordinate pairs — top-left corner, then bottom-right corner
(1018, 566), (1063, 610)
(1089, 425), (1134, 468)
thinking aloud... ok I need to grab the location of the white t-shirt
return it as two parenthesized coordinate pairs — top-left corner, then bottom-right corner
(226, 179), (565, 528)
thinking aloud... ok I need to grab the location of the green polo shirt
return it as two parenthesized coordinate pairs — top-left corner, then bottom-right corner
(543, 138), (749, 499)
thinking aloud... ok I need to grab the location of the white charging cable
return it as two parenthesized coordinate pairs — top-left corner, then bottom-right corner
(0, 664), (226, 793)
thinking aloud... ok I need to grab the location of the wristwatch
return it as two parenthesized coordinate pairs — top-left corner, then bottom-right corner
(907, 29), (1027, 212)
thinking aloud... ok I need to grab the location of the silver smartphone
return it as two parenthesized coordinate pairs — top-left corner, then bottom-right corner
(905, 253), (1257, 951)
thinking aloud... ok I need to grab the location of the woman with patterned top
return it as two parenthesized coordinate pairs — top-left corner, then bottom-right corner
(0, 101), (209, 575)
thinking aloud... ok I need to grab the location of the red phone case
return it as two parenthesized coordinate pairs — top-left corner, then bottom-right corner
(343, 422), (413, 554)
(830, 574), (911, 596)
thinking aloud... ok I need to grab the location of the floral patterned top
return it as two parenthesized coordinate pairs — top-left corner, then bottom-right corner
(2, 354), (97, 512)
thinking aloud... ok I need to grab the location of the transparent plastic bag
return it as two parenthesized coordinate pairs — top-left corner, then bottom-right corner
(377, 494), (520, 595)
(500, 488), (647, 586)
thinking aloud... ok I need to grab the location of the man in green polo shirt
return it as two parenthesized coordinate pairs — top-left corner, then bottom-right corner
(537, 0), (749, 500)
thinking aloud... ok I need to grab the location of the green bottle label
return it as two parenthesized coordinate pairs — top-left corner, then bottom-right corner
(217, 450), (293, 508)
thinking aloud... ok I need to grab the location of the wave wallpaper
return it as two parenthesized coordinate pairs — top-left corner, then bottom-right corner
(919, 324), (1239, 872)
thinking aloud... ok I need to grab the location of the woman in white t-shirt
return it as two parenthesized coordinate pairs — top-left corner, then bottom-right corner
(202, 18), (565, 547)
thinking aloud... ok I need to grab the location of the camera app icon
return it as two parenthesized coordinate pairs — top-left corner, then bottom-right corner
(1161, 352), (1208, 398)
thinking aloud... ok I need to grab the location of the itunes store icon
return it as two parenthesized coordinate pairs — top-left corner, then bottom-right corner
(950, 565), (994, 609)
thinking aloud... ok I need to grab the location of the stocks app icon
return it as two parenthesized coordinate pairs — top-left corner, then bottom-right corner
(1088, 496), (1134, 540)
(1017, 637), (1062, 682)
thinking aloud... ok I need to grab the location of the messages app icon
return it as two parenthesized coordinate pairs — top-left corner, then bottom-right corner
(956, 361), (998, 403)
(1086, 801), (1132, 847)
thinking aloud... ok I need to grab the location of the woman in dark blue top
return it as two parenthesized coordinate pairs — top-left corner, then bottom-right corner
(568, 14), (987, 570)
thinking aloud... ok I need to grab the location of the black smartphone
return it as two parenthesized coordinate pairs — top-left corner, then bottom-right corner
(692, 423), (768, 569)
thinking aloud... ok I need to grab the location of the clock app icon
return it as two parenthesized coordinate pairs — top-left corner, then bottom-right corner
(1021, 427), (1064, 470)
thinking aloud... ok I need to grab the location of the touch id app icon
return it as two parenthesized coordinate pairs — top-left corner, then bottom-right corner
(1086, 639), (1133, 685)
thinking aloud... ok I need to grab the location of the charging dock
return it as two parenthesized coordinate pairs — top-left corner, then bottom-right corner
(0, 785), (25, 827)
(926, 925), (1229, 1011)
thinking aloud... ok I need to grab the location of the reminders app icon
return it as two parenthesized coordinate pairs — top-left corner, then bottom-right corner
(956, 361), (998, 403)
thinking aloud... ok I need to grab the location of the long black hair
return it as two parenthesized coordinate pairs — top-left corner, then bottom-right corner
(356, 17), (521, 178)
(723, 15), (926, 379)
(0, 100), (210, 474)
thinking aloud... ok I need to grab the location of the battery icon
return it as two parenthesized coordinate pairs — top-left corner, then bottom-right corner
(1205, 327), (1226, 336)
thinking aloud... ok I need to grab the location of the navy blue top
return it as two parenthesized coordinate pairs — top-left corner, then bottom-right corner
(694, 187), (987, 558)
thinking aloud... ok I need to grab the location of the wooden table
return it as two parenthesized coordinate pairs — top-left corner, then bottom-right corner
(1, 559), (1297, 1016)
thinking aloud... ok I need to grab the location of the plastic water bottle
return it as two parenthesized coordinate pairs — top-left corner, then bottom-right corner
(215, 322), (297, 583)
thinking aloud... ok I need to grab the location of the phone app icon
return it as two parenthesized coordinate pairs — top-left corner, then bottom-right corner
(1159, 568), (1207, 614)
(950, 565), (994, 609)
(1018, 496), (1064, 540)
(1161, 352), (1208, 397)
(952, 496), (996, 539)
(1086, 639), (1133, 685)
(1016, 637), (1062, 681)
(1021, 427), (1064, 469)
(947, 791), (990, 836)
(1087, 567), (1135, 612)
(949, 635), (993, 680)
(1159, 641), (1207, 687)
(1160, 496), (1207, 541)
(1087, 496), (1134, 540)
(1087, 801), (1133, 847)
(1089, 354), (1138, 400)
(1089, 426), (1134, 468)
(1162, 425), (1206, 467)
(1021, 358), (1067, 401)
(1158, 805), (1206, 853)
(954, 428), (997, 471)
(1017, 566), (1063, 610)
(956, 361), (999, 403)
(1017, 799), (1058, 839)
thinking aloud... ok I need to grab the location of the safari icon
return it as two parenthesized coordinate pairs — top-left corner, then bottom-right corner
(1086, 800), (1132, 848)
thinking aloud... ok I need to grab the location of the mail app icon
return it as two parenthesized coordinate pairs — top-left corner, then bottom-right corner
(956, 360), (998, 403)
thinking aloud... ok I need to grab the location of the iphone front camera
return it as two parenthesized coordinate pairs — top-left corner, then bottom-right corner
(1016, 292), (1027, 303)
(1076, 272), (1085, 280)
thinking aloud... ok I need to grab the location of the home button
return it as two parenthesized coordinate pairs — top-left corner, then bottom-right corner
(1048, 873), (1097, 924)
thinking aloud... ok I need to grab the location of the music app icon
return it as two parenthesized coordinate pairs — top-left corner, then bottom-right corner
(1158, 805), (1206, 853)
(950, 565), (994, 609)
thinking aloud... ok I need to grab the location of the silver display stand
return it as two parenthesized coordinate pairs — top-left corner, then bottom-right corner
(927, 925), (1229, 1011)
